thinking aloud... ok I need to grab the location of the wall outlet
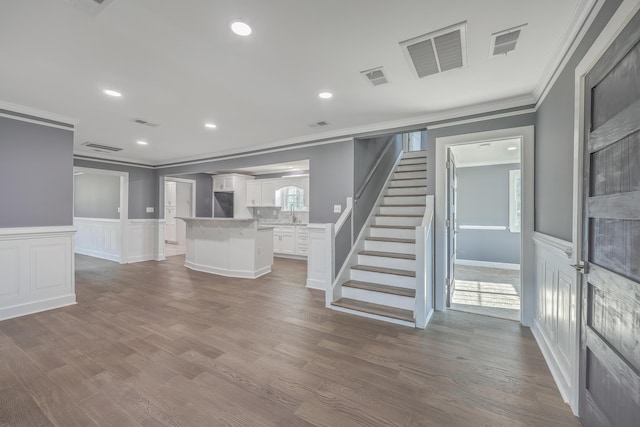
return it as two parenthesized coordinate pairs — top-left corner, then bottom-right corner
(146, 207), (154, 213)
(334, 204), (342, 213)
(117, 207), (121, 213)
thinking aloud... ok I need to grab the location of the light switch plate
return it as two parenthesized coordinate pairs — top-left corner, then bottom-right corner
(146, 207), (154, 213)
(334, 205), (342, 213)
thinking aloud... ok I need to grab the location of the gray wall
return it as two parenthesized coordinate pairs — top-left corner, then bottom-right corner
(172, 173), (213, 217)
(353, 134), (403, 238)
(456, 163), (521, 264)
(535, 0), (622, 240)
(426, 113), (536, 196)
(0, 116), (73, 227)
(74, 173), (120, 219)
(73, 159), (158, 219)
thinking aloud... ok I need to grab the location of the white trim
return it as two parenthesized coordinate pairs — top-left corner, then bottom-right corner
(184, 260), (271, 279)
(455, 259), (520, 271)
(0, 99), (78, 126)
(531, 318), (573, 410)
(0, 225), (76, 238)
(509, 169), (522, 233)
(428, 107), (536, 130)
(456, 159), (521, 168)
(458, 225), (508, 231)
(435, 126), (534, 327)
(533, 232), (573, 259)
(73, 217), (120, 223)
(0, 295), (77, 322)
(0, 112), (75, 132)
(533, 0), (602, 107)
(334, 197), (353, 234)
(74, 155), (155, 169)
(330, 305), (415, 328)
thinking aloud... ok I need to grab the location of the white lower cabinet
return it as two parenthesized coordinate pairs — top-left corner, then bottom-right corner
(273, 225), (308, 257)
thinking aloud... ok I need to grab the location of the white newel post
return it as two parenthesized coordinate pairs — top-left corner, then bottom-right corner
(306, 223), (336, 306)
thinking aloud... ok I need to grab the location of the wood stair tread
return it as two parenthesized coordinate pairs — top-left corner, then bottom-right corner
(332, 298), (414, 322)
(388, 185), (427, 189)
(366, 237), (416, 243)
(380, 204), (426, 207)
(342, 280), (416, 297)
(384, 194), (426, 197)
(351, 264), (416, 277)
(370, 225), (415, 229)
(376, 214), (423, 217)
(359, 250), (416, 260)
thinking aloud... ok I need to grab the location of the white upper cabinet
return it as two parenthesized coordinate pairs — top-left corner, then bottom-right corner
(261, 180), (279, 207)
(246, 181), (262, 207)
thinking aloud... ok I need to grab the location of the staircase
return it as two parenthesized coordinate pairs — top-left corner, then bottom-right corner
(331, 150), (428, 327)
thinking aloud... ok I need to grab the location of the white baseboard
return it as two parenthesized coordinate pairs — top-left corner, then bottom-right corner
(274, 253), (307, 260)
(184, 260), (271, 279)
(306, 278), (326, 290)
(455, 259), (520, 270)
(0, 226), (76, 321)
(75, 247), (120, 263)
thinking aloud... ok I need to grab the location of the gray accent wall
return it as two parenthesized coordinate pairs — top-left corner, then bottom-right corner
(353, 134), (403, 238)
(0, 116), (73, 227)
(456, 163), (521, 264)
(535, 0), (622, 241)
(74, 173), (120, 219)
(73, 159), (158, 219)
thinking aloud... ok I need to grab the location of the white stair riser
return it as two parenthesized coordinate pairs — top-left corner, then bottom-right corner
(386, 187), (427, 196)
(369, 227), (415, 239)
(403, 151), (427, 159)
(375, 216), (422, 226)
(394, 171), (426, 180)
(341, 287), (415, 311)
(350, 269), (415, 288)
(358, 254), (416, 271)
(379, 206), (425, 215)
(383, 196), (426, 205)
(365, 239), (415, 254)
(389, 179), (427, 187)
(397, 164), (426, 172)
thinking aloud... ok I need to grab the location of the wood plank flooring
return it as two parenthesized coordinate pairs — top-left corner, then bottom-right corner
(0, 254), (581, 426)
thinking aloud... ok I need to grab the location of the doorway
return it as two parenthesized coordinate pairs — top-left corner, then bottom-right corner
(446, 139), (522, 321)
(164, 177), (196, 257)
(435, 125), (534, 326)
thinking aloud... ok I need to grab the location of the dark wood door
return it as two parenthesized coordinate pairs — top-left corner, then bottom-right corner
(579, 9), (640, 427)
(446, 148), (457, 307)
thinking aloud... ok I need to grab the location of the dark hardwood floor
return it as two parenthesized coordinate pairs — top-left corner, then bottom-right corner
(0, 254), (581, 426)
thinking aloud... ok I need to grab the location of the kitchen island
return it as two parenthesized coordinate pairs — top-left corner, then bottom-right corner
(177, 218), (274, 278)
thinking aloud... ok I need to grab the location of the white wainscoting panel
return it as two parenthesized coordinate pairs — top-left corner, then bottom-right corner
(128, 220), (158, 263)
(531, 232), (579, 416)
(0, 226), (76, 321)
(306, 224), (333, 293)
(74, 217), (121, 262)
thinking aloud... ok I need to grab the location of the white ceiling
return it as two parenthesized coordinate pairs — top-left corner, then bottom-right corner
(0, 0), (583, 165)
(209, 160), (309, 176)
(450, 138), (521, 168)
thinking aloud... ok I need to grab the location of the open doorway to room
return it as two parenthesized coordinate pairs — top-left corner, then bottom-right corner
(446, 139), (522, 321)
(163, 177), (196, 257)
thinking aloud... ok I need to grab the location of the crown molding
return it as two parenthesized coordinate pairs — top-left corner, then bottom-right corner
(0, 100), (78, 127)
(533, 0), (603, 107)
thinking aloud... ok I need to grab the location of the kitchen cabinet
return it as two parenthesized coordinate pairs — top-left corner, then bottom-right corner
(261, 180), (278, 207)
(165, 181), (176, 206)
(246, 181), (262, 207)
(213, 175), (235, 191)
(273, 226), (296, 254)
(296, 226), (308, 255)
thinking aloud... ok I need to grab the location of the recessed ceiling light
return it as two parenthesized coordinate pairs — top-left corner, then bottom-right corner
(318, 92), (333, 99)
(205, 123), (217, 129)
(230, 21), (252, 36)
(137, 140), (148, 145)
(507, 146), (518, 151)
(103, 89), (122, 97)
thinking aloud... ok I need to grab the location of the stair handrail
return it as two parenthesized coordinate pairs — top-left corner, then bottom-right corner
(415, 195), (435, 329)
(353, 136), (396, 203)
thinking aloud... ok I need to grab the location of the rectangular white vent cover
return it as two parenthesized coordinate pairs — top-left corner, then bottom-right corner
(62, 0), (116, 17)
(309, 121), (330, 128)
(81, 142), (122, 153)
(131, 118), (159, 127)
(361, 67), (389, 86)
(400, 22), (467, 78)
(490, 24), (527, 57)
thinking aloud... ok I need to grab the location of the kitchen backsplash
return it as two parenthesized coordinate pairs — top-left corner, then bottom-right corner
(251, 207), (309, 224)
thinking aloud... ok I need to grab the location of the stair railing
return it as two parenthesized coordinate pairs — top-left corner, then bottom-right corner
(415, 195), (435, 329)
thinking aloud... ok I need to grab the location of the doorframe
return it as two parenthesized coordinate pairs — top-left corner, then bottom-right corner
(164, 177), (197, 217)
(73, 167), (129, 264)
(434, 125), (534, 326)
(570, 0), (640, 416)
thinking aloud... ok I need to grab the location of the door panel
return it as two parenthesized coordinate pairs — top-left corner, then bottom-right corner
(580, 9), (640, 427)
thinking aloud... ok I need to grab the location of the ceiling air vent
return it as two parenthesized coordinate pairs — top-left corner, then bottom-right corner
(400, 22), (467, 79)
(361, 67), (389, 86)
(131, 118), (159, 127)
(62, 0), (116, 17)
(81, 142), (123, 153)
(309, 121), (330, 128)
(490, 24), (527, 57)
